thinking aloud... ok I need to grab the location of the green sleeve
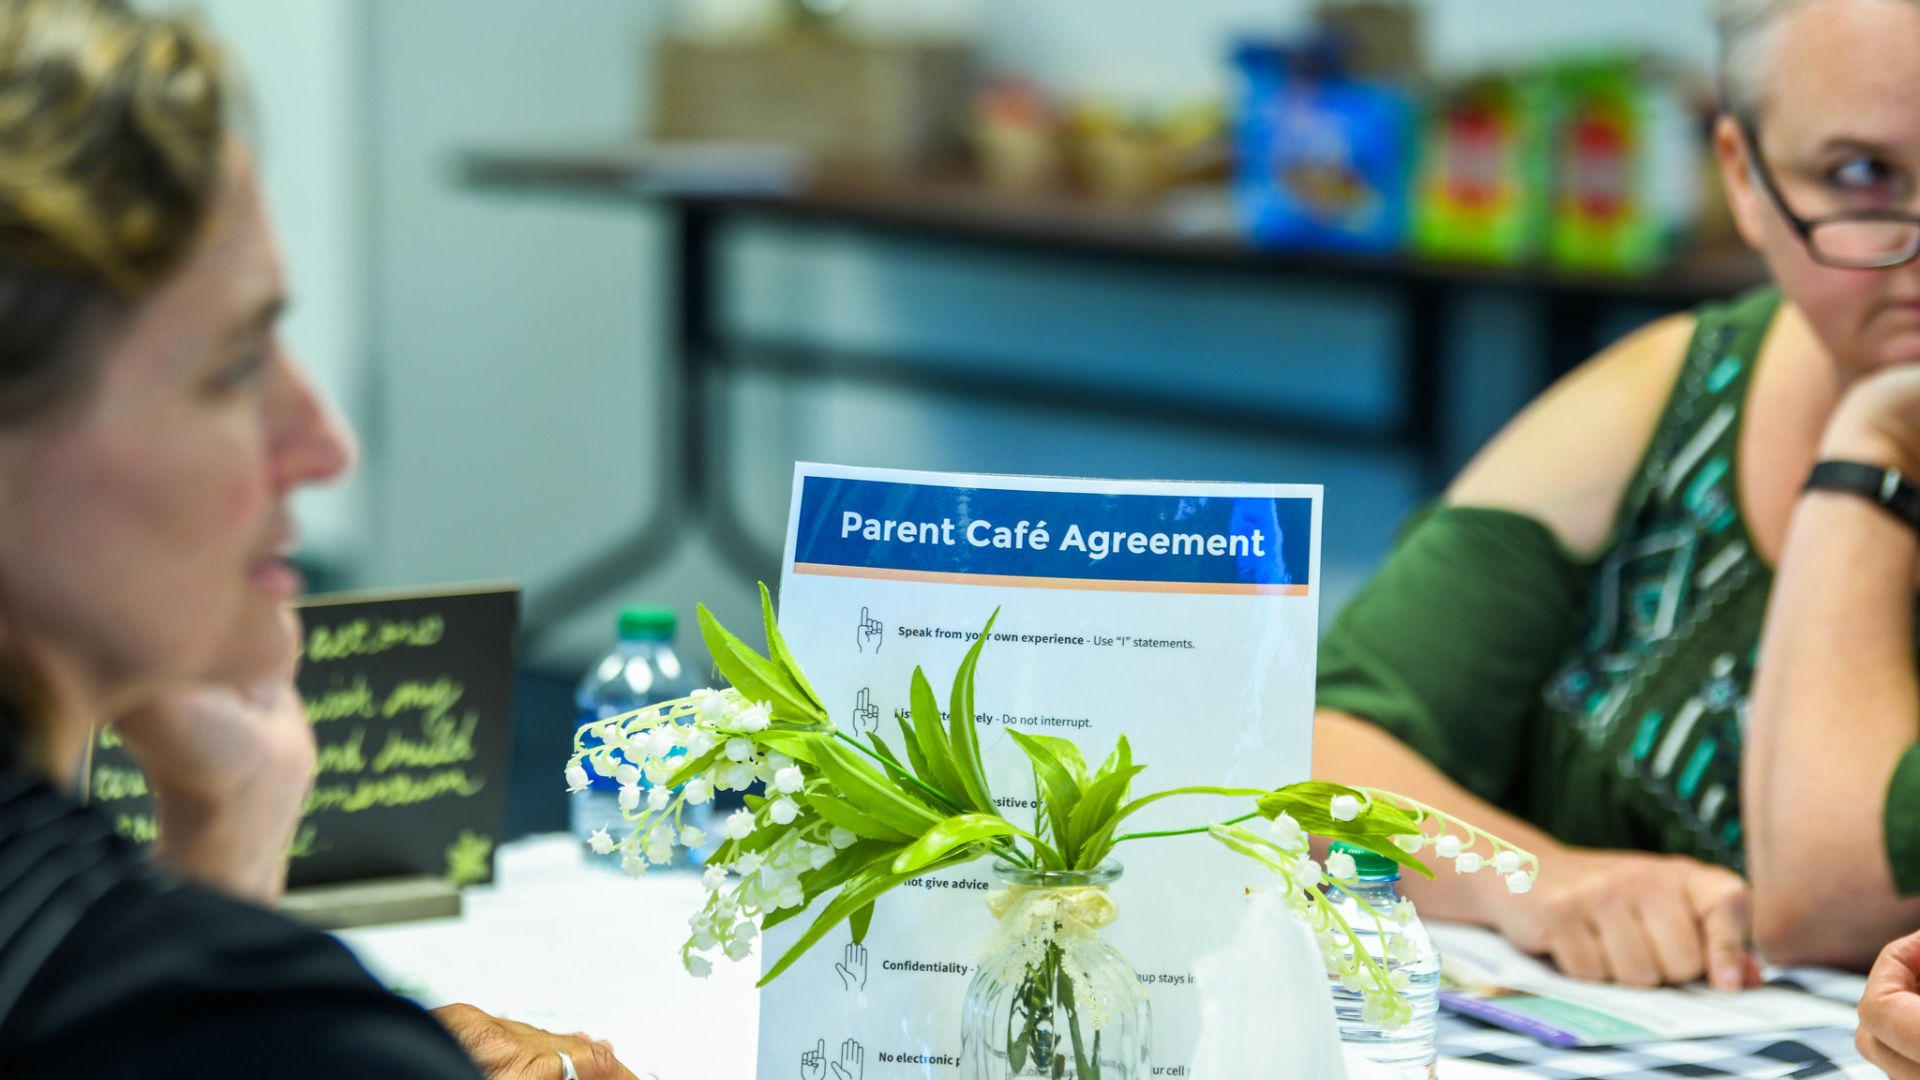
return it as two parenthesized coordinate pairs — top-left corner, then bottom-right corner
(1885, 744), (1920, 895)
(1317, 505), (1590, 806)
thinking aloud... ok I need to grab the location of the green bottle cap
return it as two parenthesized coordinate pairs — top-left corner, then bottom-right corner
(1330, 841), (1400, 881)
(618, 606), (677, 641)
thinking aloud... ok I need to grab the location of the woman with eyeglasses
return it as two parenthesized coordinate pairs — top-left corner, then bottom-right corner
(1314, 0), (1920, 988)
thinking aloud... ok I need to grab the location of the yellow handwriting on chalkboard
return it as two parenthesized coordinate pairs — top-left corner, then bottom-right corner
(306, 674), (378, 724)
(288, 824), (322, 860)
(305, 614), (445, 664)
(373, 711), (479, 772)
(305, 768), (486, 814)
(315, 727), (367, 774)
(116, 814), (158, 843)
(92, 764), (149, 802)
(381, 677), (464, 724)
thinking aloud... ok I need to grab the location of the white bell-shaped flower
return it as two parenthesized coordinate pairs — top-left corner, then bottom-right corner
(724, 809), (756, 840)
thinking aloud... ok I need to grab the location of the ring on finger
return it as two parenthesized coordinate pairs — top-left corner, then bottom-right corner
(556, 1050), (579, 1080)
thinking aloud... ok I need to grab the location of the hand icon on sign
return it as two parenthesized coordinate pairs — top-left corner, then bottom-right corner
(835, 942), (868, 992)
(800, 1039), (827, 1080)
(856, 608), (883, 654)
(851, 689), (880, 734)
(830, 1040), (864, 1080)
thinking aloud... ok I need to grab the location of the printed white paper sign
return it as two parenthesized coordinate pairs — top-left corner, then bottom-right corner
(758, 464), (1324, 1078)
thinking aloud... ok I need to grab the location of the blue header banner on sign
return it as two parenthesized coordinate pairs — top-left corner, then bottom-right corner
(790, 475), (1313, 593)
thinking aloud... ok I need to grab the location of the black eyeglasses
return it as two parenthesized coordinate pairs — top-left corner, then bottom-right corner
(1740, 119), (1920, 270)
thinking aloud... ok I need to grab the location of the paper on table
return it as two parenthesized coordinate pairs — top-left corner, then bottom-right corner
(758, 465), (1324, 1078)
(1430, 923), (1857, 1047)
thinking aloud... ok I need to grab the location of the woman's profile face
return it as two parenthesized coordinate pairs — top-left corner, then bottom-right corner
(0, 145), (354, 708)
(1718, 0), (1920, 377)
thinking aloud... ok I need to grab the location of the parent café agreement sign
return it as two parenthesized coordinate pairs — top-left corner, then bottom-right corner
(758, 464), (1323, 1078)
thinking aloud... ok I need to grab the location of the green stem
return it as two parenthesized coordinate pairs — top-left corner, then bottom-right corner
(1114, 785), (1271, 819)
(1103, 785), (1273, 842)
(987, 836), (1036, 870)
(1314, 881), (1399, 1004)
(1110, 810), (1261, 846)
(1355, 786), (1541, 875)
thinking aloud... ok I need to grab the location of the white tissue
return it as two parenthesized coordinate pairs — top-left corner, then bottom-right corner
(1191, 888), (1352, 1079)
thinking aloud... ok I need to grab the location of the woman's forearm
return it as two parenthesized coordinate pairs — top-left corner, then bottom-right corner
(1313, 708), (1558, 926)
(1748, 487), (1920, 967)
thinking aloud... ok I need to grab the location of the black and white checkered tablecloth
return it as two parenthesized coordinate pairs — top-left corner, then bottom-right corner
(1436, 970), (1871, 1078)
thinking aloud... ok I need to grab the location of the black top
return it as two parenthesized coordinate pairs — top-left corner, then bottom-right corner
(0, 741), (483, 1078)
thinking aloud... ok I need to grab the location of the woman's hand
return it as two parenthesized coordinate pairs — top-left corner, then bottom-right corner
(1858, 929), (1920, 1078)
(111, 679), (315, 905)
(1820, 365), (1920, 475)
(1494, 846), (1762, 989)
(433, 1003), (642, 1080)
(109, 606), (315, 905)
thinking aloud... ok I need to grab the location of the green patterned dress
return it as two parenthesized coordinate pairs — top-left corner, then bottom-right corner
(1319, 287), (1920, 889)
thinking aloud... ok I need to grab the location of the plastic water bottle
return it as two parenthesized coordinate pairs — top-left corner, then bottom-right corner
(1323, 841), (1441, 1079)
(571, 607), (706, 860)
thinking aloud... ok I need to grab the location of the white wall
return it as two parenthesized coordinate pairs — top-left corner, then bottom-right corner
(227, 0), (1729, 675)
(152, 0), (371, 571)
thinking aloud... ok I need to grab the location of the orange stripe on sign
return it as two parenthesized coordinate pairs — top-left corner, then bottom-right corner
(791, 563), (1311, 597)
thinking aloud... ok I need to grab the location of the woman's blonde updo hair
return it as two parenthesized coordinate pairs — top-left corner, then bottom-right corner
(0, 0), (227, 422)
(0, 0), (227, 770)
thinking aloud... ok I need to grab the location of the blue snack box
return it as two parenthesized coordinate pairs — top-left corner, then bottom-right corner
(1233, 39), (1415, 254)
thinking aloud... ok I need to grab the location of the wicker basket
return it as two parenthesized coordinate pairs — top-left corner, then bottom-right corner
(650, 36), (973, 173)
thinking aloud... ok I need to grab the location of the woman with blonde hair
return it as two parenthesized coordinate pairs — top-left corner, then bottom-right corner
(0, 2), (634, 1076)
(1317, 0), (1920, 986)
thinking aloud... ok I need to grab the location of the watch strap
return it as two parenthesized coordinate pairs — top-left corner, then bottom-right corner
(1805, 459), (1920, 530)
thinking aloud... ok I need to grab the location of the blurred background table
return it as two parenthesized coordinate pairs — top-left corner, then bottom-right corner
(457, 148), (1769, 651)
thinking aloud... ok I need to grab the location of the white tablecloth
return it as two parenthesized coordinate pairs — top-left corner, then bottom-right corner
(336, 836), (1879, 1080)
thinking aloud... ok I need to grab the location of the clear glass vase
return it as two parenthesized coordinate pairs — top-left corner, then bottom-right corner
(961, 861), (1151, 1079)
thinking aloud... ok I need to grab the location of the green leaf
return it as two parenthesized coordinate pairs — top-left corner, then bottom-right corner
(866, 731), (906, 772)
(908, 667), (966, 799)
(1258, 781), (1434, 878)
(1007, 730), (1085, 855)
(696, 603), (821, 725)
(1010, 731), (1087, 789)
(804, 790), (915, 843)
(812, 738), (944, 838)
(751, 729), (824, 766)
(895, 710), (936, 786)
(1258, 781), (1423, 836)
(891, 813), (1025, 875)
(761, 841), (897, 938)
(795, 838), (896, 902)
(946, 613), (999, 815)
(759, 903), (803, 934)
(760, 852), (913, 985)
(848, 902), (876, 944)
(758, 582), (826, 716)
(1065, 764), (1144, 867)
(1090, 734), (1135, 786)
(851, 726), (954, 814)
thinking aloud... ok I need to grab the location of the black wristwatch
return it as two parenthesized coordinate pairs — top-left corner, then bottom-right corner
(1804, 460), (1920, 530)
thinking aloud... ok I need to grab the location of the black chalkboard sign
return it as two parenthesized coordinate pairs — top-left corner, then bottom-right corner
(87, 584), (519, 890)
